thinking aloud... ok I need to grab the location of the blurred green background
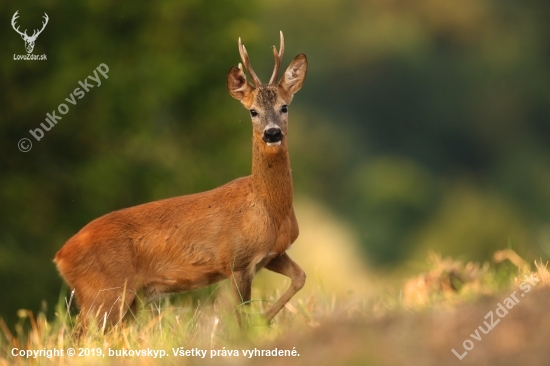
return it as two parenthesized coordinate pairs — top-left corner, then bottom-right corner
(1, 0), (549, 323)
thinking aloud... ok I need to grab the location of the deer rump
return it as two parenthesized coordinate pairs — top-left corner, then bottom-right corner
(55, 176), (298, 320)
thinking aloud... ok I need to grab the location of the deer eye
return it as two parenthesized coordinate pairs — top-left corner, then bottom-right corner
(250, 109), (258, 117)
(281, 105), (288, 113)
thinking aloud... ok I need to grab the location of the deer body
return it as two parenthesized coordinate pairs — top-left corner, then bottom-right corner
(55, 32), (307, 325)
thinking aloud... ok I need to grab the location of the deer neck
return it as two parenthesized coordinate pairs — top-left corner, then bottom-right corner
(251, 136), (294, 219)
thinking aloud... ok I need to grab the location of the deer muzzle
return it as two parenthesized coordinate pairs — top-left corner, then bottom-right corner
(263, 127), (283, 146)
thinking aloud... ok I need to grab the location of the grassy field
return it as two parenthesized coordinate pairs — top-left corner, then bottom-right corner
(1, 201), (548, 365)
(1, 249), (548, 366)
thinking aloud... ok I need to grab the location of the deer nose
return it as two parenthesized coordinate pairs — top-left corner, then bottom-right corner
(262, 127), (283, 144)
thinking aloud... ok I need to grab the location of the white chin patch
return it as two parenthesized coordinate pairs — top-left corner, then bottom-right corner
(266, 141), (281, 146)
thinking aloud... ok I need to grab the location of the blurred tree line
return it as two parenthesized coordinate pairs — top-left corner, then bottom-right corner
(1, 0), (549, 322)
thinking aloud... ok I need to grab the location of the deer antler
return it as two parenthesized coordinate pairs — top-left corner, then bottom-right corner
(30, 13), (49, 40)
(238, 37), (262, 88)
(11, 11), (28, 38)
(268, 31), (285, 86)
(11, 11), (48, 41)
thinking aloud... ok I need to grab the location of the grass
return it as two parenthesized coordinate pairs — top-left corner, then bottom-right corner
(1, 250), (547, 366)
(0, 277), (330, 366)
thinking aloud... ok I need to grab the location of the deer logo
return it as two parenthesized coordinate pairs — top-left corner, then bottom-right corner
(11, 11), (49, 54)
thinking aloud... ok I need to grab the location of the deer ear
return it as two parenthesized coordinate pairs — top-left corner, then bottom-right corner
(227, 65), (254, 100)
(279, 53), (307, 96)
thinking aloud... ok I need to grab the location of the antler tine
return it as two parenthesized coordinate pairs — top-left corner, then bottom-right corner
(11, 11), (28, 37)
(11, 10), (18, 25)
(34, 13), (49, 38)
(238, 37), (262, 87)
(268, 31), (285, 86)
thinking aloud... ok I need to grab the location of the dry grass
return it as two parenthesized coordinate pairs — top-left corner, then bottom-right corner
(266, 255), (550, 366)
(1, 250), (548, 366)
(0, 279), (359, 366)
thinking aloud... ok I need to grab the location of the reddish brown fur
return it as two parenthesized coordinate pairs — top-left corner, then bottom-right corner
(54, 33), (308, 325)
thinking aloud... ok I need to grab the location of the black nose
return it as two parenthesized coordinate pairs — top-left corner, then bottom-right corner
(262, 128), (283, 143)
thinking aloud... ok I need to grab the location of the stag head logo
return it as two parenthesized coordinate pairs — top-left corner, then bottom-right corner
(11, 11), (49, 54)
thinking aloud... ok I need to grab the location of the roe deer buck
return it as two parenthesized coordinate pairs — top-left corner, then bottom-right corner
(54, 31), (308, 326)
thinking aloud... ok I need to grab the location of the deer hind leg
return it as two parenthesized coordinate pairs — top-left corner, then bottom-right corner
(77, 280), (137, 329)
(264, 252), (306, 322)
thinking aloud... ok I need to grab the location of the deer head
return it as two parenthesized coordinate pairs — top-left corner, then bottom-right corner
(11, 11), (49, 54)
(227, 32), (307, 147)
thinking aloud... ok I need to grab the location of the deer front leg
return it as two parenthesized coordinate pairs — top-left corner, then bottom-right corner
(231, 271), (253, 327)
(264, 252), (306, 322)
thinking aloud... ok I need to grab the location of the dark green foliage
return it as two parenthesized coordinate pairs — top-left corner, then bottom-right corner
(1, 0), (256, 323)
(1, 0), (550, 324)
